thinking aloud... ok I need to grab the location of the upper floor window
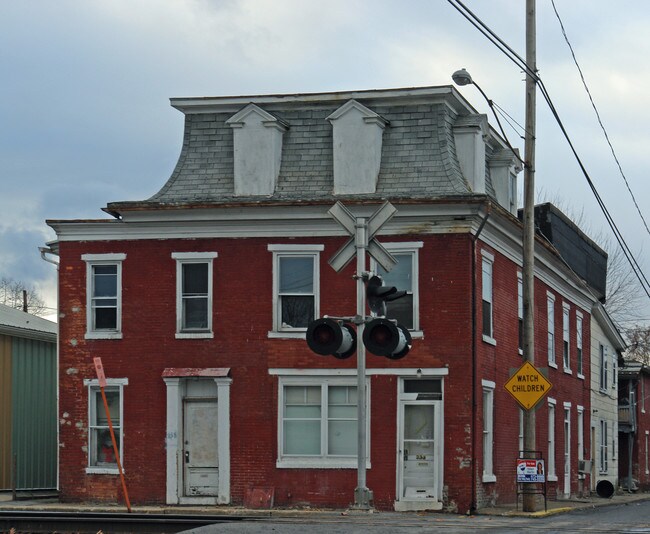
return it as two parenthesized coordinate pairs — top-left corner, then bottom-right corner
(269, 245), (323, 335)
(82, 253), (126, 340)
(599, 344), (608, 391)
(374, 242), (422, 331)
(517, 272), (523, 354)
(547, 293), (556, 366)
(481, 251), (494, 342)
(562, 303), (570, 372)
(172, 252), (218, 338)
(84, 377), (128, 474)
(576, 312), (584, 377)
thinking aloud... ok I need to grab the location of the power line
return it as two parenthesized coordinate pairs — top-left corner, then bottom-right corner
(447, 0), (650, 300)
(550, 0), (650, 236)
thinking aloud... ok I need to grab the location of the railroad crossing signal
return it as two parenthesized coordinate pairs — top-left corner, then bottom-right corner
(328, 201), (398, 273)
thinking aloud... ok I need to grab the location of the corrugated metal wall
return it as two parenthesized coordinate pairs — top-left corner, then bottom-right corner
(0, 335), (11, 489)
(11, 337), (57, 490)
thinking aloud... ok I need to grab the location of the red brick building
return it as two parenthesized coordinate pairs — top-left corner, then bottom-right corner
(46, 87), (599, 512)
(619, 362), (650, 491)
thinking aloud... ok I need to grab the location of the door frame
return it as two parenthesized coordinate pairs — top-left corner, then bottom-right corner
(163, 370), (231, 505)
(394, 376), (444, 511)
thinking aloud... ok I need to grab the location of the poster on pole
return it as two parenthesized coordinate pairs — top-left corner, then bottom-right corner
(516, 458), (545, 483)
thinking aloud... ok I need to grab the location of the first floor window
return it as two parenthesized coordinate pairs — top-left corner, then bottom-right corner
(482, 380), (495, 482)
(548, 400), (556, 479)
(278, 378), (366, 467)
(85, 378), (128, 472)
(82, 253), (126, 339)
(599, 420), (608, 473)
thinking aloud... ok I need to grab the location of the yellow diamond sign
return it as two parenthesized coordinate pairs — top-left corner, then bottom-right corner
(504, 361), (552, 411)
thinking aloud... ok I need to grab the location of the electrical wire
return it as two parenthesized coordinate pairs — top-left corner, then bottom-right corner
(550, 0), (650, 236)
(446, 0), (650, 300)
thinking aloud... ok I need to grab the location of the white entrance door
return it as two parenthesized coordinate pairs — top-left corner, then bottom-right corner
(563, 407), (571, 497)
(399, 403), (438, 500)
(183, 400), (219, 497)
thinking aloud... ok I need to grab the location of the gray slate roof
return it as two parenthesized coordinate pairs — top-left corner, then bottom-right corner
(106, 86), (503, 210)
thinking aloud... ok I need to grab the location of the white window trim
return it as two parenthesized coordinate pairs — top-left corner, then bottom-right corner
(645, 431), (649, 475)
(83, 253), (126, 340)
(547, 397), (557, 481)
(481, 250), (495, 345)
(172, 252), (218, 338)
(371, 241), (423, 334)
(576, 311), (584, 379)
(268, 244), (323, 337)
(562, 302), (571, 374)
(482, 379), (496, 483)
(547, 292), (556, 368)
(276, 375), (370, 469)
(83, 377), (128, 475)
(517, 271), (523, 356)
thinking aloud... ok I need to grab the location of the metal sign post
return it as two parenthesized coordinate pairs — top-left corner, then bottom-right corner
(327, 201), (397, 510)
(93, 357), (132, 513)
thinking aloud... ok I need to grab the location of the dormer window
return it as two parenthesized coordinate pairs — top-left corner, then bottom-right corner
(326, 100), (388, 195)
(226, 104), (288, 196)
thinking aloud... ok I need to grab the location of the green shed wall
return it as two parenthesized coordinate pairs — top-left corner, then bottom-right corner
(11, 337), (57, 490)
(0, 335), (11, 489)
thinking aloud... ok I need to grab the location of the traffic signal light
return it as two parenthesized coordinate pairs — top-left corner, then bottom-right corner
(365, 275), (407, 316)
(306, 318), (357, 359)
(363, 318), (412, 359)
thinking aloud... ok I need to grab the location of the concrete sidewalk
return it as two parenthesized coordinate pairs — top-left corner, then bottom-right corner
(1, 490), (648, 520)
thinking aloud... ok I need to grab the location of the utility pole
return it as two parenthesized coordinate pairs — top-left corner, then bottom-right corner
(522, 0), (538, 513)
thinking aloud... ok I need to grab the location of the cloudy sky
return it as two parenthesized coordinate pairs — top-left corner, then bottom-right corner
(2, 0), (649, 323)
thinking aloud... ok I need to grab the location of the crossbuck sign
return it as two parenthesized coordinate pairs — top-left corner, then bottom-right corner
(328, 201), (398, 273)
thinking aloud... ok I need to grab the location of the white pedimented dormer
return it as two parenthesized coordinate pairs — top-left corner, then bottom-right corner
(226, 104), (288, 196)
(489, 148), (523, 215)
(326, 100), (388, 195)
(453, 114), (488, 194)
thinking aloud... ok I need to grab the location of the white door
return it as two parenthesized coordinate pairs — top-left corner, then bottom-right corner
(564, 408), (571, 497)
(183, 400), (219, 497)
(399, 403), (438, 500)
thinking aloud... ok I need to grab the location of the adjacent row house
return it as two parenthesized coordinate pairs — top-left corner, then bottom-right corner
(45, 86), (609, 512)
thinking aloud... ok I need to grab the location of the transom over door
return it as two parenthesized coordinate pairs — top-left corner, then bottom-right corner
(183, 400), (219, 497)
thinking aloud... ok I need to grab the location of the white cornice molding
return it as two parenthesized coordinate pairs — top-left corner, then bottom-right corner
(48, 201), (596, 309)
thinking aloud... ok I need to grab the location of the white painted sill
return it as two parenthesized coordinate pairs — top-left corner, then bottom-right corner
(482, 474), (497, 483)
(175, 332), (214, 339)
(86, 467), (121, 475)
(85, 332), (122, 340)
(277, 458), (370, 469)
(482, 335), (497, 346)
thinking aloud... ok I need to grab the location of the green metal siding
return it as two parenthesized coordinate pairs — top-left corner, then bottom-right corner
(11, 337), (57, 490)
(0, 335), (11, 489)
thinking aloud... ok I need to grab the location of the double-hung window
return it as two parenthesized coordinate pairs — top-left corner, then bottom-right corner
(83, 253), (126, 339)
(172, 252), (218, 338)
(599, 344), (608, 391)
(599, 419), (608, 473)
(84, 377), (128, 474)
(576, 312), (584, 377)
(517, 272), (523, 354)
(374, 242), (422, 332)
(481, 251), (494, 343)
(482, 380), (495, 482)
(548, 398), (557, 480)
(269, 245), (323, 335)
(562, 303), (571, 372)
(277, 376), (367, 468)
(547, 293), (556, 366)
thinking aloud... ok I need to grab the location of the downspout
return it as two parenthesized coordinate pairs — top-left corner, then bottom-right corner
(470, 208), (490, 513)
(39, 247), (60, 493)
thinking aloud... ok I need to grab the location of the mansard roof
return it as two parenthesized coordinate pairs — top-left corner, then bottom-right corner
(106, 86), (516, 213)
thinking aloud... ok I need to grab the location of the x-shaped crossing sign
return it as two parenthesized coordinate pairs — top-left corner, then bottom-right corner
(328, 201), (398, 273)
